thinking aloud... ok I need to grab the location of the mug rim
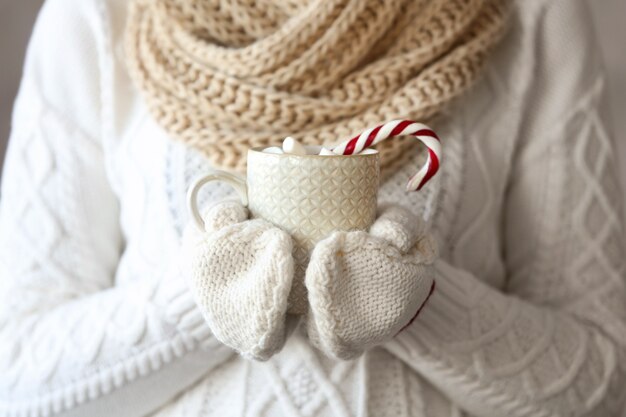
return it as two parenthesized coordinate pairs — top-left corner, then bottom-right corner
(248, 145), (379, 158)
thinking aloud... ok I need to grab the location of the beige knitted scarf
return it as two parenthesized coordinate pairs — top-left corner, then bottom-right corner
(125, 0), (509, 176)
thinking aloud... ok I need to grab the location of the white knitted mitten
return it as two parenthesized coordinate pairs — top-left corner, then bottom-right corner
(182, 201), (295, 361)
(304, 204), (437, 360)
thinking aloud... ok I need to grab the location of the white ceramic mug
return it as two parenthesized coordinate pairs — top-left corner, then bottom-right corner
(188, 146), (380, 314)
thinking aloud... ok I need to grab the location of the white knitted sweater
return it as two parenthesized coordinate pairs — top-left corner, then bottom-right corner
(1, 0), (625, 416)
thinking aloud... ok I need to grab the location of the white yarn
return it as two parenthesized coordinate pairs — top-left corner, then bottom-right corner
(183, 201), (295, 361)
(1, 0), (625, 416)
(305, 205), (437, 360)
(183, 203), (436, 362)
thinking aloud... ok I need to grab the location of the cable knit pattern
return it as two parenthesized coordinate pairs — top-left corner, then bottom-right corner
(385, 3), (626, 415)
(0, 0), (625, 416)
(0, 78), (232, 416)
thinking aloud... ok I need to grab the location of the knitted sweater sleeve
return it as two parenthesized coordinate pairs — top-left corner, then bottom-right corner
(386, 1), (626, 416)
(0, 1), (231, 416)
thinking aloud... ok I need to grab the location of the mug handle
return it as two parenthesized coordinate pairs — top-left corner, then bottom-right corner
(186, 170), (248, 231)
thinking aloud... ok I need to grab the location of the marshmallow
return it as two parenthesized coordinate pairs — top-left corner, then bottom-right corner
(319, 148), (337, 156)
(263, 137), (340, 156)
(282, 136), (307, 155)
(263, 146), (284, 154)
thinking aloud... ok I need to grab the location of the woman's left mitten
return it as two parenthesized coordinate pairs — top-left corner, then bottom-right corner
(304, 205), (437, 360)
(182, 201), (294, 361)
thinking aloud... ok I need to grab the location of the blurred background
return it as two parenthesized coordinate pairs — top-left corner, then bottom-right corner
(0, 0), (625, 188)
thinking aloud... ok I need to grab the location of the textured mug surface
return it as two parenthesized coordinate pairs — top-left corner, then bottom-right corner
(246, 147), (379, 314)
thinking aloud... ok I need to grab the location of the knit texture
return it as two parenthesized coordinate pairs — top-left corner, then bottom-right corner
(124, 0), (509, 177)
(1, 0), (625, 416)
(305, 205), (437, 360)
(184, 203), (437, 362)
(183, 201), (294, 361)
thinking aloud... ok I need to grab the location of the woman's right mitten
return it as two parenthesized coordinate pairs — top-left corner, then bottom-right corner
(182, 201), (294, 361)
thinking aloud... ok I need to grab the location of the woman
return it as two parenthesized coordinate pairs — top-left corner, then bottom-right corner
(0, 0), (624, 415)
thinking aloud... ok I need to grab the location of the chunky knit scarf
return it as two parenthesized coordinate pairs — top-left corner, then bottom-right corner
(125, 0), (509, 176)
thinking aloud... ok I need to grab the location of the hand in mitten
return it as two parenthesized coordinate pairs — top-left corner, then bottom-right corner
(304, 204), (437, 360)
(182, 201), (294, 361)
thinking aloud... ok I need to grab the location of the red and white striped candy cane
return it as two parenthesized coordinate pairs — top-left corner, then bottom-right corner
(331, 120), (442, 191)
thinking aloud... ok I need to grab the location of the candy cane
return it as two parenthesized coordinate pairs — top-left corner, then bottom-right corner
(331, 120), (442, 191)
